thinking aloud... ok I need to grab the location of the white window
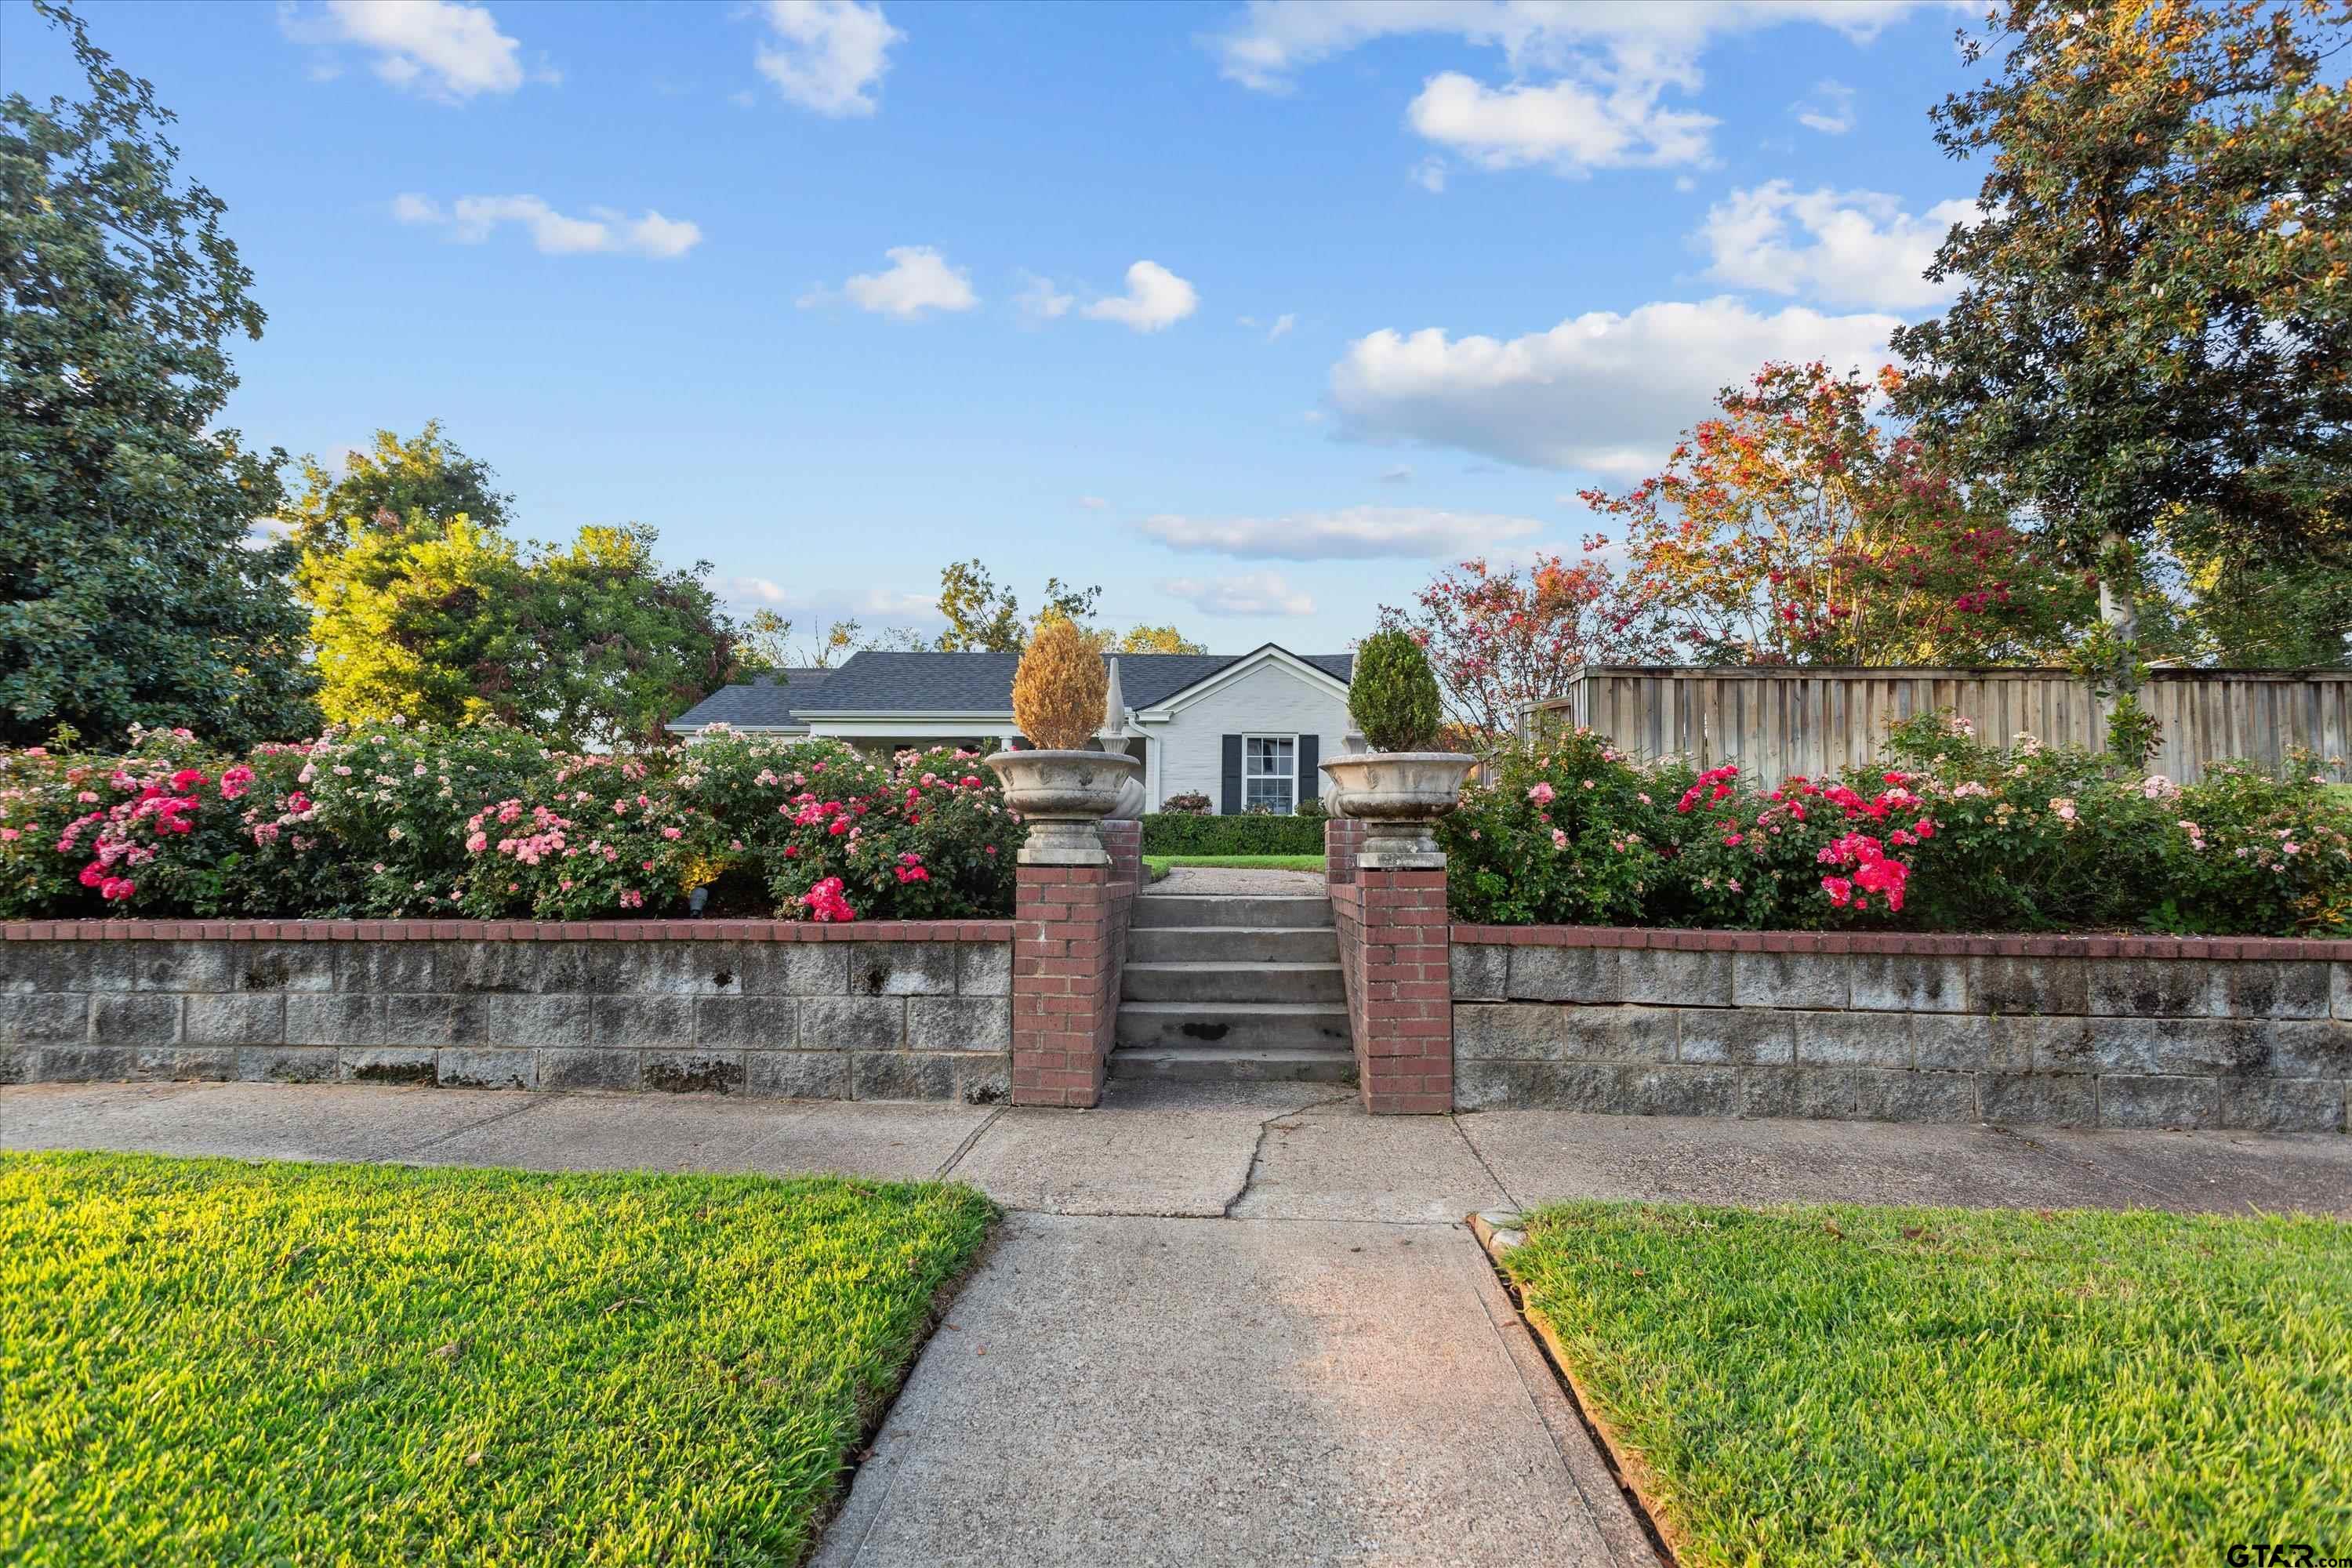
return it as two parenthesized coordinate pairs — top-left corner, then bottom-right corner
(1242, 735), (1296, 814)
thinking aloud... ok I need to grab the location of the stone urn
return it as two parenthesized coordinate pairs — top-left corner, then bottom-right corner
(984, 750), (1145, 866)
(1317, 751), (1478, 866)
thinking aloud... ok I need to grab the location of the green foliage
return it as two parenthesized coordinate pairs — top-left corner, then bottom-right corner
(1889, 2), (2352, 607)
(303, 518), (734, 750)
(1437, 713), (2352, 935)
(933, 559), (1101, 652)
(0, 2), (318, 749)
(1140, 811), (1326, 856)
(286, 422), (513, 579)
(1348, 629), (1444, 753)
(0, 1150), (993, 1567)
(1503, 1201), (2352, 1568)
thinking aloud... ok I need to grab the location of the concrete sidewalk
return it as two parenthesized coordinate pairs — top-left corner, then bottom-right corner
(5, 1081), (2346, 1566)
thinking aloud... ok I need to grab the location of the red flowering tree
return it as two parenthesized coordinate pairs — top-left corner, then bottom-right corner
(1581, 361), (2088, 666)
(1377, 553), (1669, 747)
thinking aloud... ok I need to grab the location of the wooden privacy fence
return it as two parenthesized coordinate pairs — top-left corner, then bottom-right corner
(1526, 666), (2352, 784)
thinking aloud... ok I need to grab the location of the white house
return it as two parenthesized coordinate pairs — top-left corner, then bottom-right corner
(666, 644), (1358, 815)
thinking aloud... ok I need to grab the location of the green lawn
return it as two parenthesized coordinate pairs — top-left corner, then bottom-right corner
(1144, 853), (1326, 879)
(0, 1151), (994, 1566)
(1501, 1202), (2351, 1568)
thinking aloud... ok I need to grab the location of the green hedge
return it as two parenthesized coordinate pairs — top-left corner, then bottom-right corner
(1140, 812), (1327, 855)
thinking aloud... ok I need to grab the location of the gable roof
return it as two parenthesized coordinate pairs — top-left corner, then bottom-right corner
(779, 647), (1353, 717)
(665, 667), (836, 732)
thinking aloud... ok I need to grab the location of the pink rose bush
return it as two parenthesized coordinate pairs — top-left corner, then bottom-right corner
(0, 722), (1025, 923)
(1439, 714), (2352, 935)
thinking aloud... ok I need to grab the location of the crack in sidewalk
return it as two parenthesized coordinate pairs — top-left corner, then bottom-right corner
(400, 1090), (563, 1156)
(1218, 1091), (1355, 1218)
(1447, 1111), (1523, 1213)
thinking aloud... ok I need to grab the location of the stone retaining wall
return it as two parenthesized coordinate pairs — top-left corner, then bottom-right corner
(1450, 928), (2350, 1131)
(0, 920), (1014, 1103)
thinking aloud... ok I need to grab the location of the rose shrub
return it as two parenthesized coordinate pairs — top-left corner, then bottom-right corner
(0, 723), (1025, 923)
(1439, 714), (2352, 935)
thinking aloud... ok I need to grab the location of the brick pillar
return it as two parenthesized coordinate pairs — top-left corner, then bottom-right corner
(1010, 818), (1138, 1109)
(1352, 867), (1452, 1113)
(1101, 818), (1143, 893)
(1327, 815), (1450, 1114)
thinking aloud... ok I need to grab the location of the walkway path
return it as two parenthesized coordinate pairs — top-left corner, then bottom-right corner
(4, 1080), (2345, 1566)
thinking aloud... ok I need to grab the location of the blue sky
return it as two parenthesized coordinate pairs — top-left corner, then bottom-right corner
(5, 0), (1986, 655)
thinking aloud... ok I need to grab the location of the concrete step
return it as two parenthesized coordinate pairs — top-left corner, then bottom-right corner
(1113, 1000), (1352, 1052)
(1108, 1047), (1358, 1084)
(1121, 961), (1345, 1006)
(1130, 894), (1333, 931)
(1127, 924), (1341, 964)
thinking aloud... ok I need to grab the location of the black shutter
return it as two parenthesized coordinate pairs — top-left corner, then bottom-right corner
(1297, 734), (1319, 811)
(1221, 734), (1243, 815)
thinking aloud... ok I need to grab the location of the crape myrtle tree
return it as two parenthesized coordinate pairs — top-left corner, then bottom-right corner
(1581, 362), (2088, 669)
(1377, 554), (1670, 749)
(1891, 0), (2352, 690)
(1, 1), (318, 747)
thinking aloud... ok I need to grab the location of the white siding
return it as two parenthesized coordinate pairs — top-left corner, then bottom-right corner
(1148, 661), (1353, 814)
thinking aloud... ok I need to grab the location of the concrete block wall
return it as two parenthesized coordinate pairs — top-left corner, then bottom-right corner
(1450, 927), (2350, 1131)
(0, 920), (1014, 1102)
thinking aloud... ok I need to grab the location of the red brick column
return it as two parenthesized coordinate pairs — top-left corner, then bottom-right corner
(1327, 814), (1449, 1113)
(1010, 820), (1138, 1109)
(1101, 818), (1142, 891)
(1351, 868), (1453, 1113)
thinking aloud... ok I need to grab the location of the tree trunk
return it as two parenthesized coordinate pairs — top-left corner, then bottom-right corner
(2096, 530), (2140, 691)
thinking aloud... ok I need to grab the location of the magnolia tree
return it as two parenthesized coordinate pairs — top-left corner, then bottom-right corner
(1580, 362), (2087, 666)
(1377, 554), (1669, 746)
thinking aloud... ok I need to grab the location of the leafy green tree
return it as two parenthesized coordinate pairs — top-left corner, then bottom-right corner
(523, 526), (735, 749)
(286, 422), (512, 577)
(1, 1), (318, 746)
(307, 518), (735, 748)
(933, 559), (1100, 652)
(1103, 624), (1207, 655)
(307, 517), (532, 733)
(1890, 0), (2352, 658)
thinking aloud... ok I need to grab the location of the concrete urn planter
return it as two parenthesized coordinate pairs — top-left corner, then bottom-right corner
(1318, 751), (1477, 866)
(984, 750), (1144, 866)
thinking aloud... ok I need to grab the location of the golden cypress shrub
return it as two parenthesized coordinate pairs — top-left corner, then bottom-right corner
(1011, 615), (1106, 750)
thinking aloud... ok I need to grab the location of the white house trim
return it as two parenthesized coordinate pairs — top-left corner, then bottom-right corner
(1132, 644), (1348, 722)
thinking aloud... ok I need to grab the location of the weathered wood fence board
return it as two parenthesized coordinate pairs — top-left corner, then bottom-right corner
(1529, 666), (2352, 784)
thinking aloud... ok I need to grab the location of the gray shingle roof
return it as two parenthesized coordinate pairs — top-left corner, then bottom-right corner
(666, 668), (836, 731)
(673, 646), (1352, 726)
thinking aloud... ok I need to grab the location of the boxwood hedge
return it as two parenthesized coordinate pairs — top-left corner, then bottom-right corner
(1139, 812), (1327, 855)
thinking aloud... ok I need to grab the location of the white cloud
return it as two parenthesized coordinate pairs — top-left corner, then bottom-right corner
(1160, 572), (1318, 616)
(1377, 465), (1413, 484)
(1213, 2), (1939, 176)
(1081, 261), (1199, 332)
(1210, 2), (1924, 92)
(1410, 157), (1448, 194)
(753, 0), (901, 117)
(292, 0), (543, 100)
(1266, 312), (1296, 341)
(1697, 182), (1973, 310)
(1078, 495), (1109, 510)
(1016, 270), (1074, 321)
(1327, 297), (1902, 476)
(393, 193), (702, 258)
(1791, 78), (1856, 134)
(1138, 505), (1544, 561)
(1407, 71), (1715, 174)
(801, 245), (977, 318)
